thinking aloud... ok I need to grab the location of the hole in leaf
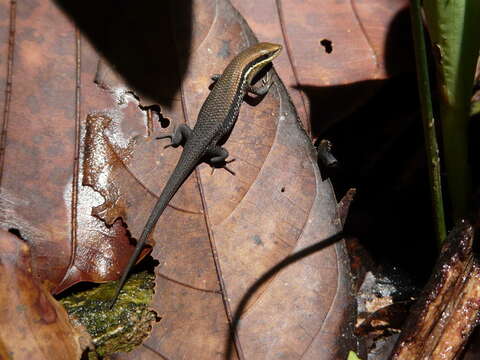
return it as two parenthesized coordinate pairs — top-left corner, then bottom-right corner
(143, 104), (170, 128)
(8, 228), (27, 242)
(8, 228), (21, 237)
(320, 39), (333, 54)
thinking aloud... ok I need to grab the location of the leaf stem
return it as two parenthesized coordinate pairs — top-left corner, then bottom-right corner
(409, 0), (446, 244)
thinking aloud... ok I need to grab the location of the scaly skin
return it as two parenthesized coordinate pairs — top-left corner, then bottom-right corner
(110, 42), (282, 307)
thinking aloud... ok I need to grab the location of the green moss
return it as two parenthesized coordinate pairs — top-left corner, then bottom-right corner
(60, 271), (157, 357)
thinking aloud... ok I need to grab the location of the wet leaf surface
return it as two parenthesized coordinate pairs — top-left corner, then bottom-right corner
(0, 0), (141, 293)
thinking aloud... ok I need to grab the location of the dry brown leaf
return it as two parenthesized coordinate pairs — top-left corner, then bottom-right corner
(0, 230), (91, 360)
(84, 1), (357, 358)
(0, 0), (361, 358)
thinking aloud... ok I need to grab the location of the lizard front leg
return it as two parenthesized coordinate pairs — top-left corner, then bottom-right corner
(212, 73), (273, 96)
(212, 72), (273, 96)
(156, 123), (193, 148)
(248, 72), (273, 96)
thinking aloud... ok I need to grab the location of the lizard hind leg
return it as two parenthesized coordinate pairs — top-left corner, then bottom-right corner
(156, 123), (193, 149)
(207, 146), (236, 175)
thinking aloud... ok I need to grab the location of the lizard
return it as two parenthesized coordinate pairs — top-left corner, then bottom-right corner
(110, 42), (282, 307)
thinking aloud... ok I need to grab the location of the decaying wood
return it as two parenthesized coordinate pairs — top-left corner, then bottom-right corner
(391, 220), (480, 359)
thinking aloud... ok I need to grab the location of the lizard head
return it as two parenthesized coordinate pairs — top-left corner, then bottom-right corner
(241, 42), (282, 85)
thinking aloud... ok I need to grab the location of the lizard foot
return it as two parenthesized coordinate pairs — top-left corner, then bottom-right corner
(210, 158), (236, 176)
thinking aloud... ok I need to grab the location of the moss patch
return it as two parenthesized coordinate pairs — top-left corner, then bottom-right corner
(60, 271), (157, 357)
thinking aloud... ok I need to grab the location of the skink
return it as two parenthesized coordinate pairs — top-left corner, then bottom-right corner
(110, 42), (282, 307)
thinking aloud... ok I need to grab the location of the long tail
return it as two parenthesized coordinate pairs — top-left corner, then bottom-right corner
(109, 153), (197, 308)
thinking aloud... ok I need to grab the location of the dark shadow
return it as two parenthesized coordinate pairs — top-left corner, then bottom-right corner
(299, 8), (414, 136)
(322, 74), (438, 284)
(299, 80), (384, 135)
(469, 111), (480, 230)
(469, 112), (480, 189)
(225, 232), (344, 359)
(291, 7), (438, 285)
(383, 8), (415, 77)
(54, 0), (193, 108)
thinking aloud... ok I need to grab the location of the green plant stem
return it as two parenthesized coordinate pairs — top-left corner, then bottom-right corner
(410, 0), (446, 244)
(441, 103), (472, 220)
(423, 0), (480, 220)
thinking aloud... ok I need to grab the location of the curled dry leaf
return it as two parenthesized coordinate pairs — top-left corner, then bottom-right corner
(0, 230), (91, 360)
(338, 188), (357, 226)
